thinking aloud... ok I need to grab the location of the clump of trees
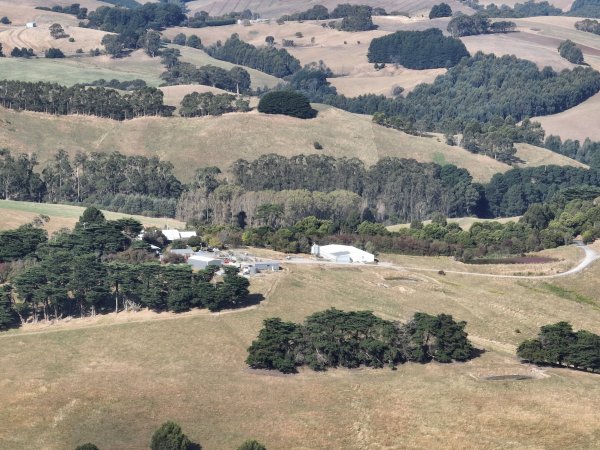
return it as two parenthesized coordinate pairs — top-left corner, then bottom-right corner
(179, 92), (250, 117)
(1, 207), (251, 327)
(161, 59), (251, 94)
(483, 1), (562, 18)
(543, 135), (600, 167)
(49, 23), (69, 39)
(447, 14), (516, 36)
(280, 5), (331, 21)
(150, 421), (193, 450)
(207, 34), (301, 78)
(258, 91), (317, 119)
(575, 18), (600, 34)
(429, 3), (453, 18)
(10, 47), (35, 58)
(247, 309), (476, 373)
(558, 40), (584, 64)
(367, 29), (469, 69)
(517, 322), (600, 372)
(0, 80), (172, 120)
(45, 48), (65, 58)
(334, 4), (376, 31)
(80, 78), (147, 91)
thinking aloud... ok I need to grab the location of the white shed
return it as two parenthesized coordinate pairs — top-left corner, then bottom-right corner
(311, 244), (374, 263)
(187, 254), (222, 270)
(26, 22), (37, 28)
(161, 229), (197, 242)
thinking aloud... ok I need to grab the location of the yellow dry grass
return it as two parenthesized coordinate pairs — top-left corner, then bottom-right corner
(534, 91), (600, 142)
(515, 143), (589, 168)
(1, 248), (600, 449)
(0, 104), (519, 183)
(0, 200), (184, 234)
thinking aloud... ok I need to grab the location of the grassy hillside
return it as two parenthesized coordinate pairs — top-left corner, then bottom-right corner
(0, 105), (529, 183)
(0, 200), (184, 234)
(1, 251), (600, 448)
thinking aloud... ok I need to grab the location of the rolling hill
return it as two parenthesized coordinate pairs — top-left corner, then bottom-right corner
(0, 200), (184, 234)
(0, 105), (585, 183)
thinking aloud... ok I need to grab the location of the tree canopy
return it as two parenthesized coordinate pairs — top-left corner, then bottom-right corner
(258, 91), (317, 119)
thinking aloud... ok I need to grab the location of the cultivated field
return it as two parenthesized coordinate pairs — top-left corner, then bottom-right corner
(0, 200), (184, 234)
(1, 247), (600, 449)
(2, 104), (583, 183)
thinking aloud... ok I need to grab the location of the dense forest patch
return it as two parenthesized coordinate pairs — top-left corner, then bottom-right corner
(246, 309), (476, 373)
(367, 29), (469, 69)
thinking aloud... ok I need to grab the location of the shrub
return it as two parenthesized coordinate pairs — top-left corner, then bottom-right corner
(150, 421), (192, 450)
(313, 141), (323, 150)
(237, 440), (267, 450)
(558, 40), (584, 64)
(258, 91), (317, 119)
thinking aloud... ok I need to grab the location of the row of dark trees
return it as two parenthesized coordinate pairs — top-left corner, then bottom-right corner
(518, 322), (600, 372)
(161, 59), (251, 94)
(36, 3), (88, 19)
(206, 34), (301, 78)
(543, 135), (600, 167)
(367, 29), (469, 69)
(0, 149), (182, 216)
(247, 309), (475, 373)
(482, 1), (562, 18)
(0, 80), (172, 120)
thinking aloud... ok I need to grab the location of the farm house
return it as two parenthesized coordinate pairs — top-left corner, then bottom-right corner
(311, 244), (375, 263)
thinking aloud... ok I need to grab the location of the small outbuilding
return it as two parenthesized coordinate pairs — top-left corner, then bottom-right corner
(169, 247), (195, 258)
(311, 244), (374, 263)
(187, 254), (222, 270)
(26, 22), (37, 28)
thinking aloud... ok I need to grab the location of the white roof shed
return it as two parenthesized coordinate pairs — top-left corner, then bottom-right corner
(311, 244), (374, 263)
(187, 254), (222, 270)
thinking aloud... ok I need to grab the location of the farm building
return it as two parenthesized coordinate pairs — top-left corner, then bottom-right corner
(252, 261), (280, 271)
(26, 22), (37, 28)
(187, 254), (222, 270)
(311, 244), (374, 263)
(161, 229), (197, 242)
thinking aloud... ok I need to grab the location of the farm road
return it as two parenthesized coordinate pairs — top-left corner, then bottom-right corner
(281, 242), (600, 280)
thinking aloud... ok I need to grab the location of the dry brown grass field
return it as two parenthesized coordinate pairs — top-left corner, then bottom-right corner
(1, 245), (600, 449)
(535, 91), (600, 142)
(0, 200), (184, 234)
(0, 104), (521, 183)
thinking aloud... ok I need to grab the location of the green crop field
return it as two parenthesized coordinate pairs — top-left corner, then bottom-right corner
(1, 252), (600, 449)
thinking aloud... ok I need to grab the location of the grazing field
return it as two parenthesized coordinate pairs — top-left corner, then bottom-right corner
(0, 200), (184, 234)
(1, 249), (600, 449)
(514, 143), (588, 168)
(0, 105), (515, 183)
(0, 105), (584, 183)
(534, 91), (600, 142)
(0, 51), (165, 86)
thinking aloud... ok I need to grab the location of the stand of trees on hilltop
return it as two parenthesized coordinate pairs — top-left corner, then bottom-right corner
(447, 14), (516, 36)
(257, 91), (317, 118)
(207, 34), (301, 78)
(0, 80), (173, 120)
(430, 3), (453, 18)
(576, 18), (600, 34)
(367, 29), (469, 69)
(247, 309), (476, 373)
(518, 322), (600, 372)
(482, 1), (562, 17)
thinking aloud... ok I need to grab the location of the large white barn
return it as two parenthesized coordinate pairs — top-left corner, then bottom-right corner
(311, 244), (374, 263)
(161, 229), (197, 241)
